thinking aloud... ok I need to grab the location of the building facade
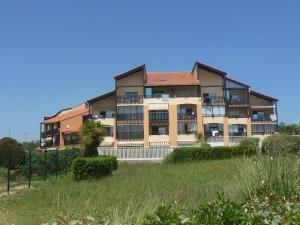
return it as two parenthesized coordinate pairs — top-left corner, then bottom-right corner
(87, 62), (278, 148)
(40, 103), (90, 149)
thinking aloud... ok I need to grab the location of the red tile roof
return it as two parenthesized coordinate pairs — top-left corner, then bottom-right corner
(44, 103), (90, 123)
(145, 72), (200, 86)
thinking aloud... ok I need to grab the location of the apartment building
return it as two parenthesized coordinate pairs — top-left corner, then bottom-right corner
(40, 103), (90, 149)
(87, 62), (278, 148)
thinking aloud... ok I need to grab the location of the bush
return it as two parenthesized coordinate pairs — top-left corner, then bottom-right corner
(72, 156), (118, 181)
(168, 144), (255, 163)
(262, 134), (300, 155)
(239, 138), (260, 155)
(0, 137), (26, 169)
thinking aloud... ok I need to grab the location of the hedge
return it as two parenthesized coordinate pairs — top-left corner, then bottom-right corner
(168, 140), (259, 163)
(72, 156), (118, 181)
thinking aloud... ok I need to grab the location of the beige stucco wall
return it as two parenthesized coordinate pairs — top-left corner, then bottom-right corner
(92, 95), (116, 112)
(149, 135), (170, 142)
(169, 105), (178, 147)
(250, 94), (274, 106)
(95, 118), (115, 126)
(228, 118), (248, 125)
(117, 70), (144, 96)
(197, 67), (223, 86)
(177, 134), (197, 141)
(203, 117), (224, 124)
(201, 86), (223, 96)
(60, 115), (84, 148)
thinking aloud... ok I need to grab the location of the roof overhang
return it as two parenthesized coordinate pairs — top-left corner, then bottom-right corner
(250, 90), (278, 102)
(192, 61), (227, 77)
(114, 64), (146, 80)
(87, 90), (116, 104)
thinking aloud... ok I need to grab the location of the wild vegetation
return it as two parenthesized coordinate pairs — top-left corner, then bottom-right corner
(1, 134), (300, 224)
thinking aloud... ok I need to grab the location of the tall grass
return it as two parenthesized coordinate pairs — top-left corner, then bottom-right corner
(0, 160), (239, 225)
(234, 135), (300, 198)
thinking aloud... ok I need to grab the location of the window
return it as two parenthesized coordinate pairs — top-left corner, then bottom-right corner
(150, 125), (168, 135)
(117, 125), (144, 139)
(226, 79), (247, 89)
(229, 124), (247, 136)
(145, 88), (152, 98)
(103, 126), (113, 136)
(117, 106), (144, 121)
(178, 122), (197, 135)
(252, 124), (277, 134)
(202, 106), (225, 116)
(100, 111), (106, 118)
(204, 123), (224, 136)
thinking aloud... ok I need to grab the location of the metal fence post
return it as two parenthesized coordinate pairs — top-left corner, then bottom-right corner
(56, 148), (58, 179)
(7, 148), (11, 195)
(44, 149), (47, 181)
(28, 148), (32, 188)
(65, 148), (68, 174)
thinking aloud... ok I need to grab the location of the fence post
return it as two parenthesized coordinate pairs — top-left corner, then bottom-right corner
(28, 148), (32, 188)
(44, 149), (47, 181)
(7, 148), (11, 195)
(65, 148), (68, 174)
(55, 148), (58, 179)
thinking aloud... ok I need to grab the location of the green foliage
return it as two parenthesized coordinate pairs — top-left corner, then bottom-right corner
(278, 122), (300, 135)
(196, 132), (207, 144)
(168, 143), (257, 163)
(239, 137), (260, 155)
(22, 148), (81, 176)
(72, 155), (118, 181)
(79, 120), (105, 157)
(22, 141), (40, 152)
(0, 137), (26, 169)
(143, 193), (243, 225)
(262, 134), (300, 154)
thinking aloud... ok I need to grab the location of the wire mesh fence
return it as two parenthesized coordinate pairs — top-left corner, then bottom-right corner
(0, 148), (80, 196)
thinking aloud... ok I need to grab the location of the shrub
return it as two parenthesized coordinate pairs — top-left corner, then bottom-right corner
(239, 138), (260, 155)
(167, 145), (253, 163)
(261, 134), (300, 155)
(72, 156), (118, 181)
(0, 137), (26, 169)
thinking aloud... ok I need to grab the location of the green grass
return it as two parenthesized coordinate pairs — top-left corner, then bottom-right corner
(0, 158), (241, 225)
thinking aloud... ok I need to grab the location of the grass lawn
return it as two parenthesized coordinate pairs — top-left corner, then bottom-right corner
(0, 158), (241, 225)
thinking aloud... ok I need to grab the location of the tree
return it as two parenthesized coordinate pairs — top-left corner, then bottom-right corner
(197, 132), (207, 145)
(0, 137), (26, 168)
(78, 120), (105, 157)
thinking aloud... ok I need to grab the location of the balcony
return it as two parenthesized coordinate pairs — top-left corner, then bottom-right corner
(116, 132), (144, 140)
(149, 111), (169, 122)
(203, 96), (225, 105)
(177, 113), (197, 121)
(227, 98), (249, 105)
(116, 113), (144, 122)
(41, 129), (60, 137)
(117, 95), (143, 104)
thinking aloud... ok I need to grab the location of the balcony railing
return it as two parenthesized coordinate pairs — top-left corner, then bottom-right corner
(65, 140), (80, 146)
(41, 129), (60, 137)
(227, 98), (249, 105)
(229, 136), (247, 143)
(251, 114), (275, 122)
(228, 114), (249, 118)
(117, 113), (144, 121)
(203, 96), (225, 105)
(117, 132), (144, 140)
(203, 113), (226, 117)
(177, 113), (197, 121)
(178, 130), (198, 135)
(207, 136), (225, 143)
(149, 112), (169, 122)
(117, 95), (143, 104)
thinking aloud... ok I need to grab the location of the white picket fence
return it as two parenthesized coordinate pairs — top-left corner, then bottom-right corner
(98, 147), (173, 161)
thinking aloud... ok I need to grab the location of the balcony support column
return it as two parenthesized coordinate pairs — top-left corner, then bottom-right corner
(223, 118), (229, 146)
(247, 118), (252, 137)
(197, 103), (203, 135)
(144, 105), (149, 148)
(169, 105), (178, 147)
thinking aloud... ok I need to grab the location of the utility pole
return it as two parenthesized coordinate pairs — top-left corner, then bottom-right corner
(24, 132), (28, 142)
(6, 129), (11, 137)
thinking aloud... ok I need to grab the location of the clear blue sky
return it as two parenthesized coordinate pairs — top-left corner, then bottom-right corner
(0, 0), (299, 142)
